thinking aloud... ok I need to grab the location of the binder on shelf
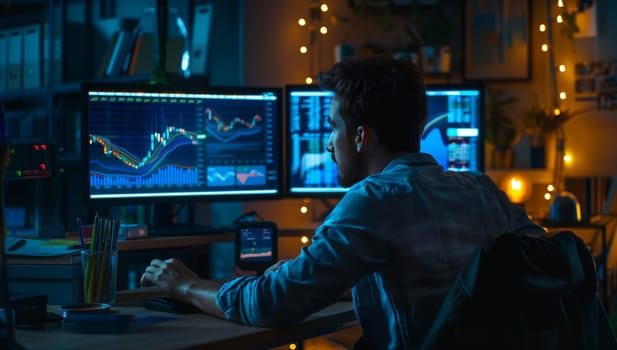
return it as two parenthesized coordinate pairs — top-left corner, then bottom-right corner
(42, 4), (63, 85)
(0, 30), (8, 91)
(7, 28), (23, 90)
(22, 24), (42, 89)
(96, 31), (120, 78)
(43, 17), (63, 85)
(190, 3), (213, 76)
(104, 29), (131, 77)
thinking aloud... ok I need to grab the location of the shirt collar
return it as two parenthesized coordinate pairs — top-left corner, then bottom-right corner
(381, 152), (438, 173)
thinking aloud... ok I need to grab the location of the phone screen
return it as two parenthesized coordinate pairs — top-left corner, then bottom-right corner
(239, 226), (274, 262)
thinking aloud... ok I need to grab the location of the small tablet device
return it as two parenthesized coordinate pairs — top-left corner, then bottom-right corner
(235, 221), (278, 274)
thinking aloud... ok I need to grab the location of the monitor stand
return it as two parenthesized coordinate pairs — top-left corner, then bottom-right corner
(147, 203), (223, 236)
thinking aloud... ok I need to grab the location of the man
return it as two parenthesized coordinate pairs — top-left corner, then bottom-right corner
(141, 56), (545, 348)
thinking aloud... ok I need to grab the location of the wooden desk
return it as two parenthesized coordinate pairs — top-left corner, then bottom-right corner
(15, 302), (356, 350)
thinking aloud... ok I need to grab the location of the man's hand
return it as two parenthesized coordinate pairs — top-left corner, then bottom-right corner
(140, 258), (225, 319)
(140, 258), (199, 299)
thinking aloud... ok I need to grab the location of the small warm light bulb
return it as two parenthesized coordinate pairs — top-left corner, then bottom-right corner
(298, 18), (306, 26)
(300, 236), (309, 244)
(556, 15), (563, 23)
(559, 91), (567, 100)
(305, 76), (313, 84)
(289, 343), (297, 350)
(547, 184), (555, 192)
(299, 46), (308, 54)
(539, 24), (546, 32)
(320, 26), (328, 34)
(558, 0), (564, 7)
(300, 205), (308, 214)
(501, 174), (531, 204)
(554, 108), (561, 116)
(564, 153), (572, 163)
(559, 64), (566, 72)
(320, 4), (328, 12)
(541, 44), (549, 52)
(544, 192), (552, 200)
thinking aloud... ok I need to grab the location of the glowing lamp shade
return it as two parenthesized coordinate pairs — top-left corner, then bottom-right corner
(501, 174), (532, 204)
(549, 191), (582, 224)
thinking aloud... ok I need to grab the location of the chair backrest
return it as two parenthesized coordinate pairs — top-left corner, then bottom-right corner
(420, 230), (617, 350)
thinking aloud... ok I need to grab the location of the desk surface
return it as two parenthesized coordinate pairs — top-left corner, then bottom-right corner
(15, 301), (356, 350)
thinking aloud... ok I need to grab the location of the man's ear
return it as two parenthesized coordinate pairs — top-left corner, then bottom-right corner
(355, 125), (367, 153)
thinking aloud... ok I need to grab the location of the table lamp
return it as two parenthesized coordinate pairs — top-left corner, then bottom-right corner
(549, 191), (582, 224)
(501, 173), (532, 205)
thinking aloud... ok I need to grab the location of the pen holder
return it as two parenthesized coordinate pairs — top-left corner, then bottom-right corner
(81, 249), (118, 305)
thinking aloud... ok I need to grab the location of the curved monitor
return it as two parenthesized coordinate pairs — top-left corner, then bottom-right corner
(285, 84), (484, 197)
(81, 81), (283, 205)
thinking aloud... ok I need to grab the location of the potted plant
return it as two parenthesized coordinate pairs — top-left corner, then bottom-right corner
(522, 92), (574, 168)
(404, 4), (457, 73)
(485, 88), (521, 168)
(342, 1), (457, 72)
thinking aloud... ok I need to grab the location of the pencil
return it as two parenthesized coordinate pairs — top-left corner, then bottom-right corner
(76, 217), (86, 251)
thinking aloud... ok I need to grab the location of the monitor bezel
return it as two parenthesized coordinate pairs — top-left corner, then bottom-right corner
(80, 80), (285, 206)
(284, 84), (346, 198)
(283, 83), (486, 198)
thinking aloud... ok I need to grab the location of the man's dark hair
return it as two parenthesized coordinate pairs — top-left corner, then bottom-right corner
(317, 55), (427, 153)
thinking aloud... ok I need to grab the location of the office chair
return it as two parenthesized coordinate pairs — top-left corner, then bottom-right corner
(420, 230), (617, 350)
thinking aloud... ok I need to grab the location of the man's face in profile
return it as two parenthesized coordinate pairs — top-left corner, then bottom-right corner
(326, 98), (364, 188)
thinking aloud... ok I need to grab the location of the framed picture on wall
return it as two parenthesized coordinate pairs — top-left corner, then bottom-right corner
(464, 0), (531, 81)
(574, 60), (617, 105)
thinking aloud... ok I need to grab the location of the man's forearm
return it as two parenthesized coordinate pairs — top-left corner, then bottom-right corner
(180, 279), (225, 319)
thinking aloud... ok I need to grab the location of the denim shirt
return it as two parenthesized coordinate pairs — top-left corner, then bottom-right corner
(217, 153), (545, 349)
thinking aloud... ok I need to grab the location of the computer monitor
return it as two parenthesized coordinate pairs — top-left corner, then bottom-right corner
(285, 84), (484, 197)
(81, 81), (283, 205)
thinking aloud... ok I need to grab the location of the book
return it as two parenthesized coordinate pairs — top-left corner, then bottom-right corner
(7, 253), (81, 265)
(5, 237), (82, 265)
(97, 31), (119, 78)
(126, 32), (154, 76)
(104, 19), (138, 78)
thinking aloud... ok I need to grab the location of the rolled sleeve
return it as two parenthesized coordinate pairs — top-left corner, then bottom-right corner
(216, 193), (388, 327)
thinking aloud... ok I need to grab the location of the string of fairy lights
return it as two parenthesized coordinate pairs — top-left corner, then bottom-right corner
(297, 1), (330, 84)
(540, 0), (572, 202)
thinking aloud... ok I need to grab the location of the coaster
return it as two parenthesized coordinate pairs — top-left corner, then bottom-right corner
(58, 303), (111, 318)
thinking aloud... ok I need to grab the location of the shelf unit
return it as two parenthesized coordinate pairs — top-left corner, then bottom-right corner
(1, 1), (94, 237)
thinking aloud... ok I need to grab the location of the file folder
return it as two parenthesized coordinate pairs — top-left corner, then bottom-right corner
(22, 24), (42, 89)
(7, 28), (22, 90)
(0, 30), (8, 91)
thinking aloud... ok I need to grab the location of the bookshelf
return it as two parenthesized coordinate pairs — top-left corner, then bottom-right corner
(0, 1), (90, 238)
(0, 1), (196, 237)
